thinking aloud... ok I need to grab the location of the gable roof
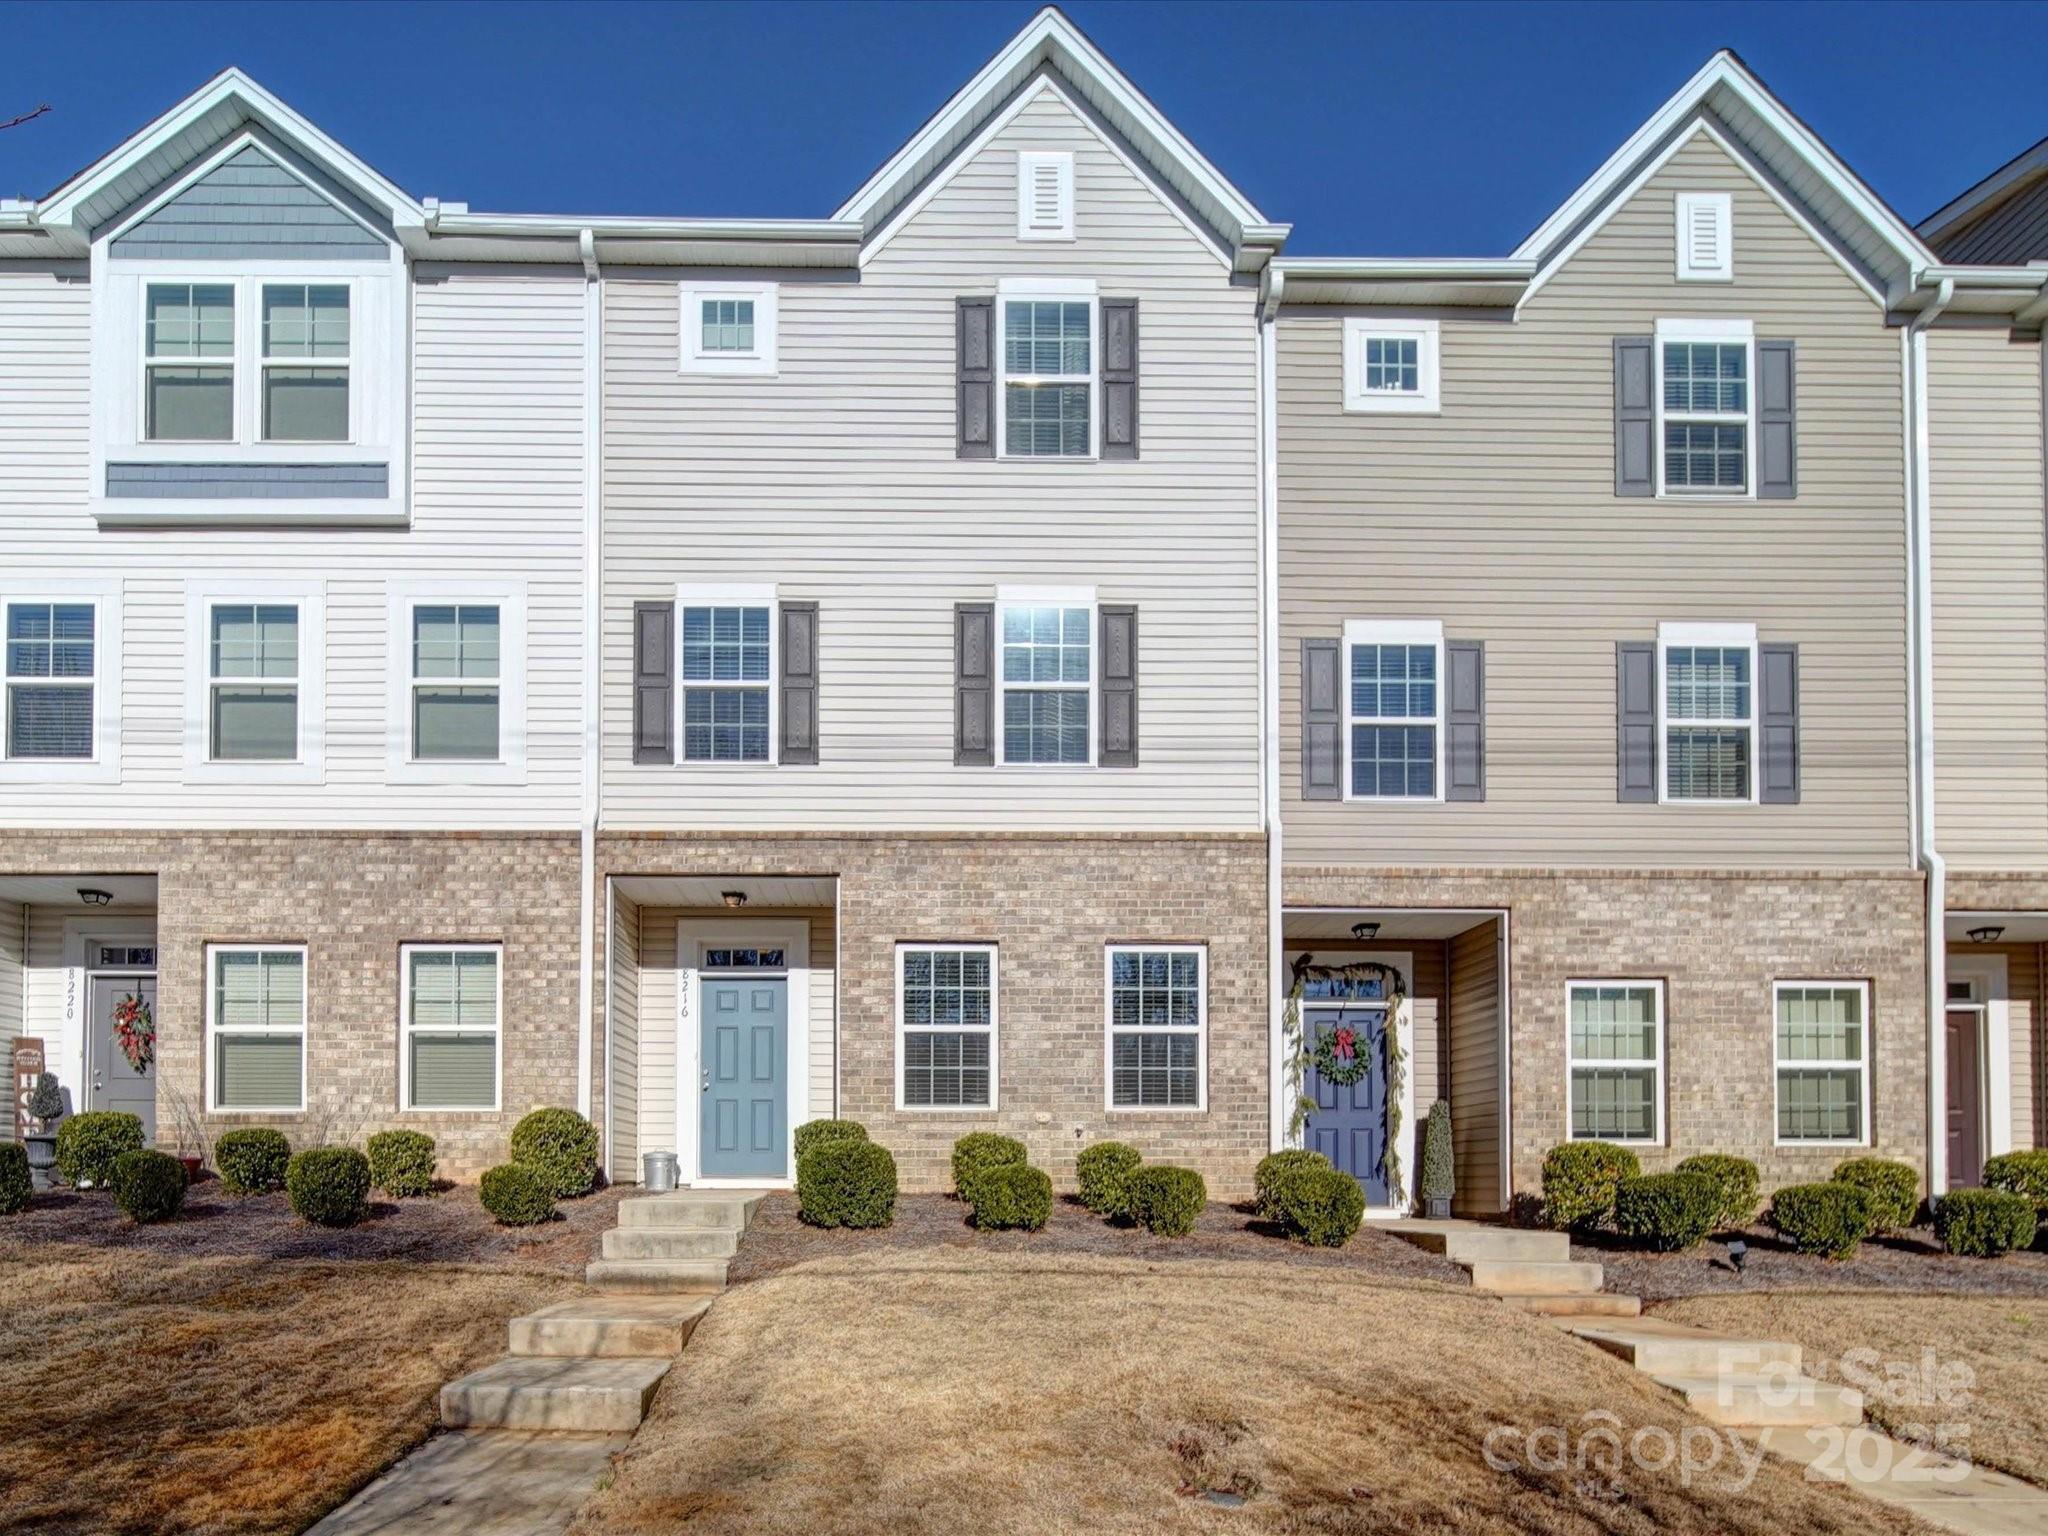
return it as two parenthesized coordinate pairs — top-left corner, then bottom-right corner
(1919, 133), (2048, 259)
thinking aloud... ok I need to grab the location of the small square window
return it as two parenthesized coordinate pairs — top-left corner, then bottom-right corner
(1343, 319), (1440, 413)
(679, 285), (777, 375)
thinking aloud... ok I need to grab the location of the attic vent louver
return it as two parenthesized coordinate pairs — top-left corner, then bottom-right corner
(1676, 192), (1732, 281)
(1017, 151), (1074, 241)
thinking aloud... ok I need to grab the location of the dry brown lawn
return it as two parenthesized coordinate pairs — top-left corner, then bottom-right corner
(572, 1250), (1940, 1536)
(1656, 1293), (2048, 1490)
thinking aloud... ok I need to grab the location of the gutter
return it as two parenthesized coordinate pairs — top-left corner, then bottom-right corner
(1258, 266), (1287, 1150)
(578, 228), (603, 1128)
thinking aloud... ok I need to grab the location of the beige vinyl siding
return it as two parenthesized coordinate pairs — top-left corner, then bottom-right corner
(1279, 130), (1910, 868)
(1929, 326), (2048, 866)
(0, 903), (20, 1137)
(0, 265), (587, 831)
(608, 891), (641, 1181)
(2008, 943), (2041, 1153)
(1448, 923), (1504, 1214)
(600, 83), (1260, 832)
(1935, 176), (2048, 265)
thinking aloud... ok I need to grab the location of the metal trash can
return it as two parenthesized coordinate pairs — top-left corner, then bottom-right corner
(642, 1150), (679, 1192)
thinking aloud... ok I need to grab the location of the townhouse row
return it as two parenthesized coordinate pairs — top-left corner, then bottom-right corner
(2, 9), (2045, 1209)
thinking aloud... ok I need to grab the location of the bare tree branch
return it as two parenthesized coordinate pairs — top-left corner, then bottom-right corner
(0, 104), (52, 133)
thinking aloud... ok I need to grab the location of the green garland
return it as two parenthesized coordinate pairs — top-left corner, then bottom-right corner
(1283, 957), (1409, 1206)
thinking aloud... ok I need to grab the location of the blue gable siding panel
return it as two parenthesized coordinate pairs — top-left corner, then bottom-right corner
(106, 462), (389, 499)
(109, 144), (386, 259)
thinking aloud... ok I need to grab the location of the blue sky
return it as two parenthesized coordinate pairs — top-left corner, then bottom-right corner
(3, 0), (2045, 255)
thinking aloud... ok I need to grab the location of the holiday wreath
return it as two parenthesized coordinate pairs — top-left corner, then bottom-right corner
(112, 991), (155, 1074)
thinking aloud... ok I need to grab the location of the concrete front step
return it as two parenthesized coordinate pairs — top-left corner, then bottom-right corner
(510, 1295), (714, 1358)
(1383, 1220), (1571, 1265)
(1462, 1258), (1605, 1296)
(1653, 1372), (1864, 1429)
(440, 1356), (673, 1432)
(1501, 1292), (1643, 1318)
(1570, 1322), (1803, 1378)
(601, 1226), (740, 1261)
(585, 1256), (729, 1294)
(617, 1192), (766, 1231)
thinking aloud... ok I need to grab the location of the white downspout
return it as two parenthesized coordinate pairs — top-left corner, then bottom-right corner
(578, 228), (602, 1130)
(1906, 275), (1953, 1197)
(1258, 268), (1287, 1151)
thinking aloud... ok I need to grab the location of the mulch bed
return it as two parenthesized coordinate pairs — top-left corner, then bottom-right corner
(725, 1191), (1470, 1286)
(1578, 1222), (2048, 1301)
(9, 1176), (623, 1275)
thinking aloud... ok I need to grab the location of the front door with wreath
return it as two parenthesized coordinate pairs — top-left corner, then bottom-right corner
(1291, 961), (1405, 1208)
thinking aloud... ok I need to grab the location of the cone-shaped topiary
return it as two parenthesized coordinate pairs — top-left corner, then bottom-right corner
(1420, 1100), (1455, 1214)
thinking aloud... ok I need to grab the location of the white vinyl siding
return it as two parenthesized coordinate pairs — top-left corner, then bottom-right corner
(1106, 944), (1205, 1110)
(897, 943), (997, 1111)
(1567, 981), (1664, 1143)
(402, 944), (500, 1111)
(1774, 981), (1870, 1145)
(208, 944), (306, 1112)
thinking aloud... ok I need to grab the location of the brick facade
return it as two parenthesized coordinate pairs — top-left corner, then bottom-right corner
(0, 830), (583, 1176)
(598, 832), (1270, 1197)
(1285, 866), (1929, 1204)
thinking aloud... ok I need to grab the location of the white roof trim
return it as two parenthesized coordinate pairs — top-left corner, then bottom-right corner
(1919, 135), (2048, 247)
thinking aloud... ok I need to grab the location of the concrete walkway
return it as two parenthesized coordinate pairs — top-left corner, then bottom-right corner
(1754, 1426), (2048, 1536)
(305, 1429), (628, 1536)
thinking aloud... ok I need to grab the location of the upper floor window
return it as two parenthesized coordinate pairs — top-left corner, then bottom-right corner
(1000, 601), (1092, 765)
(1659, 622), (1755, 803)
(5, 601), (96, 760)
(1344, 619), (1441, 800)
(678, 283), (777, 376)
(1342, 318), (1440, 414)
(682, 603), (772, 763)
(411, 605), (500, 761)
(1656, 319), (1752, 495)
(260, 284), (350, 441)
(1000, 284), (1096, 458)
(144, 281), (354, 445)
(144, 283), (235, 442)
(209, 603), (301, 762)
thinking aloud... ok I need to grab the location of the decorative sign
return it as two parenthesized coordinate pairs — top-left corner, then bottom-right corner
(12, 1037), (46, 1141)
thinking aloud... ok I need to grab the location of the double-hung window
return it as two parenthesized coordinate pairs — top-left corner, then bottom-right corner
(1656, 319), (1753, 495)
(681, 601), (773, 763)
(1775, 981), (1869, 1145)
(411, 605), (500, 761)
(260, 283), (350, 442)
(402, 945), (501, 1111)
(1344, 619), (1442, 800)
(1659, 622), (1755, 803)
(5, 601), (96, 760)
(1107, 945), (1206, 1110)
(999, 282), (1096, 458)
(1000, 599), (1092, 765)
(897, 943), (996, 1110)
(1567, 981), (1664, 1143)
(144, 282), (236, 442)
(143, 281), (354, 444)
(208, 945), (307, 1111)
(209, 603), (301, 762)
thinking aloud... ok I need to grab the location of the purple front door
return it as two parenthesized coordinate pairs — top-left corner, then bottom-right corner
(1303, 1004), (1391, 1206)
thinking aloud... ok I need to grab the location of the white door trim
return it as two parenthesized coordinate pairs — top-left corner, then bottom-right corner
(61, 918), (156, 1113)
(1947, 951), (2011, 1185)
(674, 916), (809, 1190)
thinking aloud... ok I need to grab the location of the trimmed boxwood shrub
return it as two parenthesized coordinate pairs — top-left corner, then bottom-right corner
(1271, 1165), (1364, 1248)
(215, 1127), (292, 1194)
(1832, 1157), (1922, 1234)
(951, 1132), (1028, 1205)
(113, 1148), (187, 1224)
(1540, 1141), (1641, 1233)
(1129, 1165), (1207, 1237)
(1674, 1154), (1761, 1233)
(286, 1146), (371, 1228)
(0, 1142), (29, 1216)
(1254, 1149), (1332, 1220)
(794, 1118), (868, 1163)
(1935, 1188), (2038, 1258)
(1614, 1171), (1719, 1252)
(1770, 1181), (1873, 1259)
(1076, 1141), (1143, 1218)
(480, 1163), (556, 1226)
(367, 1130), (437, 1198)
(510, 1107), (601, 1199)
(969, 1163), (1053, 1232)
(1985, 1150), (2048, 1217)
(797, 1138), (897, 1229)
(55, 1110), (145, 1189)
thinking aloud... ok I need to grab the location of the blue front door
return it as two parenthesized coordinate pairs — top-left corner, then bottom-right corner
(1303, 1005), (1391, 1206)
(700, 976), (787, 1179)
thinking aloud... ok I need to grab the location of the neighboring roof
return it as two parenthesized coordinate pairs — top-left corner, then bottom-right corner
(1266, 258), (1535, 310)
(1918, 133), (2048, 259)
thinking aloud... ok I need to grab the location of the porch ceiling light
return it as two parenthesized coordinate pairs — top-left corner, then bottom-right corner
(77, 888), (112, 907)
(720, 890), (748, 908)
(1968, 925), (2005, 945)
(1351, 922), (1379, 942)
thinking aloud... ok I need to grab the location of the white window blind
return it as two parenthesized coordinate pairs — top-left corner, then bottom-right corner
(210, 947), (306, 1110)
(405, 946), (500, 1110)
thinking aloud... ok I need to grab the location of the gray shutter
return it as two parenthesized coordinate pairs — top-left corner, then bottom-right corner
(1302, 637), (1342, 800)
(1614, 337), (1654, 497)
(957, 298), (994, 460)
(1759, 642), (1800, 803)
(1099, 604), (1138, 765)
(632, 601), (673, 765)
(1445, 640), (1485, 802)
(954, 603), (994, 765)
(1616, 641), (1657, 802)
(1101, 298), (1138, 461)
(1757, 339), (1797, 500)
(779, 602), (818, 766)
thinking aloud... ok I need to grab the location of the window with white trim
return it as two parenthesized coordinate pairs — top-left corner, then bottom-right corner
(5, 601), (96, 760)
(209, 602), (301, 762)
(410, 604), (500, 761)
(897, 943), (996, 1110)
(1675, 193), (1733, 282)
(260, 283), (350, 442)
(1000, 288), (1096, 457)
(144, 280), (355, 445)
(1656, 320), (1753, 494)
(1107, 946), (1205, 1110)
(681, 603), (772, 763)
(1775, 982), (1869, 1144)
(1344, 620), (1441, 800)
(402, 945), (500, 1111)
(1342, 318), (1440, 413)
(1000, 602), (1092, 765)
(678, 283), (777, 376)
(1016, 151), (1074, 240)
(208, 945), (306, 1112)
(144, 282), (235, 442)
(1567, 981), (1663, 1143)
(1660, 623), (1755, 802)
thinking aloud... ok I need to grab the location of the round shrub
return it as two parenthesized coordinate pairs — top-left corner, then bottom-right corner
(286, 1146), (371, 1228)
(1271, 1165), (1364, 1248)
(1770, 1181), (1873, 1259)
(1985, 1150), (2048, 1217)
(797, 1138), (897, 1229)
(0, 1142), (29, 1216)
(1540, 1141), (1641, 1233)
(509, 1107), (601, 1199)
(1076, 1141), (1143, 1218)
(366, 1130), (437, 1197)
(1832, 1157), (1922, 1234)
(1935, 1188), (2038, 1258)
(112, 1148), (187, 1224)
(480, 1163), (556, 1226)
(950, 1132), (1028, 1205)
(1129, 1165), (1207, 1238)
(54, 1110), (145, 1189)
(1675, 1154), (1761, 1232)
(969, 1163), (1053, 1232)
(1614, 1171), (1719, 1252)
(794, 1118), (869, 1164)
(215, 1128), (292, 1194)
(1254, 1149), (1332, 1220)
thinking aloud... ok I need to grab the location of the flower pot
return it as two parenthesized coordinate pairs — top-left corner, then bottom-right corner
(178, 1155), (203, 1182)
(24, 1133), (58, 1190)
(1424, 1195), (1452, 1220)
